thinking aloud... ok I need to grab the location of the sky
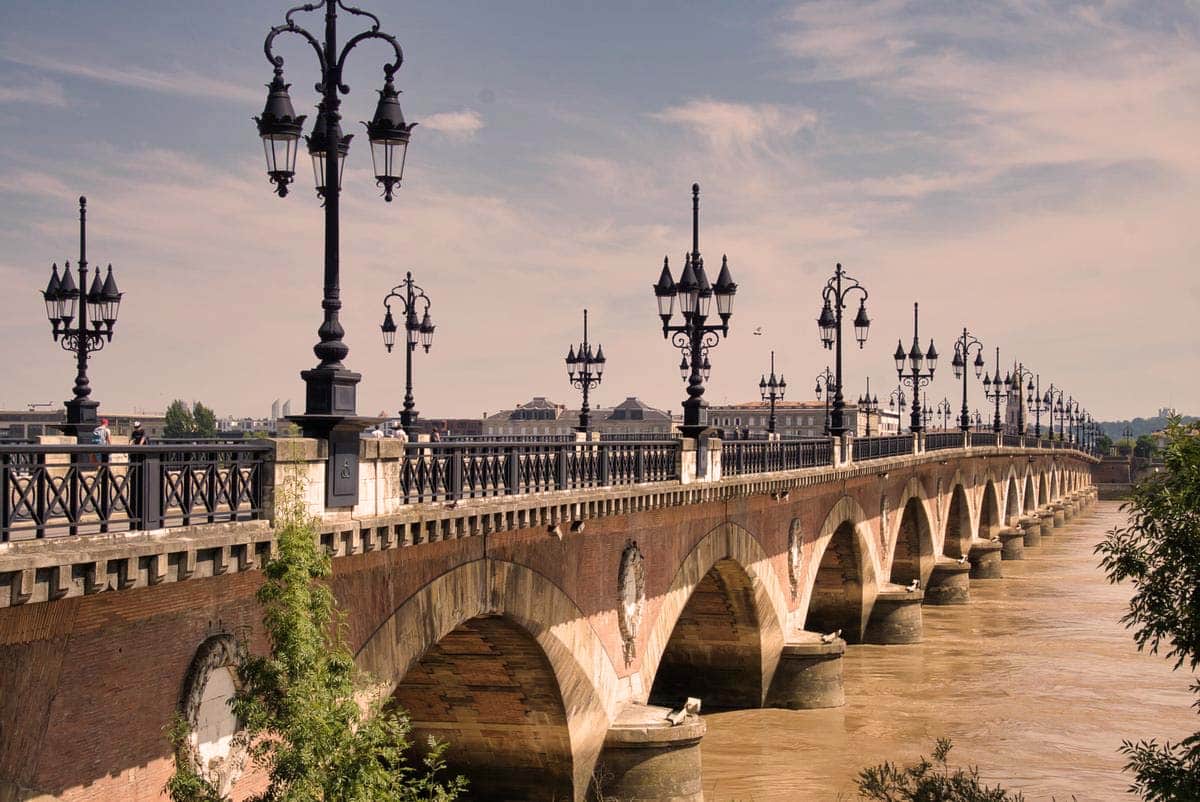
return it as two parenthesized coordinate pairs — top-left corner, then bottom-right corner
(0, 0), (1197, 422)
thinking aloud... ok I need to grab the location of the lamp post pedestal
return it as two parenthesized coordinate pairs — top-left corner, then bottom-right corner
(57, 399), (100, 442)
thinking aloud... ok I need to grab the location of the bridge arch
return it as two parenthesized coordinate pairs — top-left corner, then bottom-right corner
(1039, 471), (1049, 509)
(1023, 471), (1036, 514)
(355, 559), (620, 801)
(803, 496), (881, 643)
(943, 481), (974, 558)
(979, 479), (1002, 539)
(640, 522), (788, 711)
(1004, 472), (1021, 526)
(889, 477), (935, 588)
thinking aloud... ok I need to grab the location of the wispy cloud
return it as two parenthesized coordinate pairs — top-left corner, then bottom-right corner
(0, 77), (66, 107)
(420, 109), (485, 139)
(2, 48), (260, 104)
(652, 99), (817, 151)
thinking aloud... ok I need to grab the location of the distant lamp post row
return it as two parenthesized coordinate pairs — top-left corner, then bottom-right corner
(857, 377), (879, 437)
(1044, 385), (1065, 440)
(758, 351), (786, 435)
(565, 309), (606, 432)
(654, 184), (737, 438)
(982, 347), (1009, 434)
(1011, 362), (1034, 434)
(888, 386), (907, 432)
(380, 271), (435, 436)
(936, 397), (953, 431)
(255, 0), (415, 436)
(814, 366), (835, 436)
(816, 263), (870, 436)
(39, 197), (123, 440)
(1028, 373), (1046, 437)
(950, 327), (984, 432)
(893, 302), (937, 434)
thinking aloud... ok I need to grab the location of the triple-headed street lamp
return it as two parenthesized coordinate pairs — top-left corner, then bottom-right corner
(1044, 385), (1066, 441)
(814, 366), (835, 435)
(816, 263), (871, 436)
(1011, 362), (1035, 435)
(857, 377), (879, 437)
(888, 386), (907, 432)
(982, 348), (1009, 434)
(950, 327), (985, 432)
(758, 351), (786, 435)
(255, 0), (415, 436)
(654, 184), (737, 438)
(936, 397), (953, 431)
(39, 197), (123, 441)
(379, 271), (434, 437)
(893, 302), (937, 434)
(565, 309), (606, 432)
(1028, 373), (1046, 438)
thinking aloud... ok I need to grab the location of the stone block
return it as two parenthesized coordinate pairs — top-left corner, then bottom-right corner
(765, 635), (846, 709)
(864, 585), (924, 644)
(969, 540), (1003, 579)
(925, 559), (971, 605)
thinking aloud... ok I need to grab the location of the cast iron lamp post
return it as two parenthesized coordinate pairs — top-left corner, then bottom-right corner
(1028, 373), (1046, 438)
(936, 397), (952, 431)
(950, 327), (985, 432)
(920, 392), (933, 430)
(888, 386), (907, 432)
(565, 309), (606, 433)
(653, 184), (737, 438)
(758, 350), (786, 435)
(982, 347), (1010, 434)
(857, 377), (879, 437)
(1011, 362), (1034, 435)
(814, 366), (835, 435)
(973, 409), (983, 430)
(1044, 385), (1065, 441)
(255, 0), (416, 437)
(816, 263), (870, 436)
(893, 302), (937, 434)
(379, 271), (434, 437)
(1068, 399), (1081, 445)
(40, 197), (123, 441)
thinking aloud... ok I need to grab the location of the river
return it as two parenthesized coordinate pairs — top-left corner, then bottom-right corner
(700, 501), (1197, 800)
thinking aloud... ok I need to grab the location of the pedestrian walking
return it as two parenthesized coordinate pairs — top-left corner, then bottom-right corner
(93, 418), (112, 445)
(130, 421), (149, 445)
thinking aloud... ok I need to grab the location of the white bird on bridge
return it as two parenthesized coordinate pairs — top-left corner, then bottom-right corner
(906, 579), (920, 592)
(665, 697), (702, 726)
(820, 629), (842, 644)
(956, 555), (969, 565)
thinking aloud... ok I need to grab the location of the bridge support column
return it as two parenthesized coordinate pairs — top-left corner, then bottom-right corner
(925, 558), (971, 604)
(1019, 516), (1041, 547)
(998, 527), (1025, 560)
(1062, 499), (1075, 523)
(594, 704), (705, 802)
(1052, 504), (1066, 528)
(864, 585), (924, 644)
(968, 539), (1003, 579)
(764, 635), (846, 709)
(1039, 509), (1055, 534)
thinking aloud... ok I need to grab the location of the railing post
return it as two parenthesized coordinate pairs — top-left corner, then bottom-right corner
(505, 444), (520, 496)
(556, 444), (570, 490)
(137, 453), (163, 531)
(833, 435), (846, 468)
(599, 443), (612, 486)
(448, 447), (464, 501)
(635, 443), (647, 483)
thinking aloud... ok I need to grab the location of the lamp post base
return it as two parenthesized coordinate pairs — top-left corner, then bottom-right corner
(294, 367), (369, 509)
(300, 366), (361, 420)
(56, 399), (99, 442)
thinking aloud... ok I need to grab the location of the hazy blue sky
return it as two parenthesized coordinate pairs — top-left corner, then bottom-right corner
(1, 1), (1197, 421)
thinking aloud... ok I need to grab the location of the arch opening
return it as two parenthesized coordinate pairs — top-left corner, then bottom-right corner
(943, 484), (972, 558)
(390, 615), (574, 801)
(892, 496), (933, 586)
(1039, 473), (1049, 509)
(979, 482), (1000, 539)
(1005, 476), (1021, 525)
(1023, 474), (1036, 513)
(805, 521), (867, 643)
(648, 558), (764, 711)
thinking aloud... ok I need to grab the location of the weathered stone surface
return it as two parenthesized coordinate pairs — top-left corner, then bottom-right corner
(764, 633), (846, 709)
(1020, 516), (1042, 547)
(594, 703), (706, 802)
(864, 585), (924, 644)
(969, 539), (1004, 579)
(998, 527), (1025, 560)
(925, 558), (971, 605)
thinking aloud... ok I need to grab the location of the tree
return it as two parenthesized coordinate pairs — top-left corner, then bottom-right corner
(193, 402), (217, 438)
(1096, 418), (1200, 800)
(167, 461), (465, 802)
(1117, 437), (1136, 456)
(1097, 433), (1114, 455)
(856, 738), (1024, 801)
(1135, 434), (1159, 460)
(164, 399), (196, 438)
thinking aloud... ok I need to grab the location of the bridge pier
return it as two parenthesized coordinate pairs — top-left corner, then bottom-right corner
(998, 527), (1025, 560)
(594, 704), (706, 802)
(1062, 499), (1075, 523)
(863, 585), (924, 644)
(764, 634), (846, 709)
(1052, 504), (1066, 528)
(1019, 516), (1042, 547)
(968, 539), (1004, 579)
(1038, 508), (1056, 535)
(925, 558), (971, 604)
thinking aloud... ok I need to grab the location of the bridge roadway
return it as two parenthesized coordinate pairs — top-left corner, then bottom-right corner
(0, 434), (1098, 802)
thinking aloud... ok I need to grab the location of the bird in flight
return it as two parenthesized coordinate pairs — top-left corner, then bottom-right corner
(752, 326), (764, 336)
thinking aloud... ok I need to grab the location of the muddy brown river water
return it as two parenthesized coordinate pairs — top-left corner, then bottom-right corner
(699, 501), (1197, 801)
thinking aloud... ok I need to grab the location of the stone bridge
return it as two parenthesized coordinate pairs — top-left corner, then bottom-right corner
(0, 436), (1098, 802)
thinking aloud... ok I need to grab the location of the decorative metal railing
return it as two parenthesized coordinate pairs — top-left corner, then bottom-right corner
(971, 432), (998, 448)
(1002, 433), (1022, 447)
(924, 432), (963, 452)
(722, 439), (833, 476)
(852, 435), (914, 461)
(1, 442), (271, 541)
(396, 439), (680, 504)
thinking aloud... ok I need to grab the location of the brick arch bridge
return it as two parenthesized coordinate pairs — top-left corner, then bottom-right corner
(0, 435), (1097, 802)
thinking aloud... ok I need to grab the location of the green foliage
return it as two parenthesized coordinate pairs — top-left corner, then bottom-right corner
(1096, 433), (1114, 455)
(856, 738), (1024, 801)
(1135, 434), (1160, 460)
(166, 457), (465, 802)
(194, 402), (217, 437)
(1117, 438), (1135, 456)
(164, 399), (197, 438)
(1096, 418), (1200, 800)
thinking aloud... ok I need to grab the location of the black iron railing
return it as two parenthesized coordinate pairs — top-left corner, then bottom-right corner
(971, 432), (997, 448)
(397, 439), (680, 504)
(2, 442), (271, 541)
(853, 435), (914, 461)
(924, 432), (963, 452)
(1002, 433), (1022, 447)
(722, 439), (832, 476)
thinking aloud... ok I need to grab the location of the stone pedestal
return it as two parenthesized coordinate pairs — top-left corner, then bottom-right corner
(1039, 509), (1055, 534)
(925, 559), (971, 605)
(764, 634), (845, 709)
(595, 704), (706, 802)
(1019, 516), (1041, 547)
(998, 527), (1025, 560)
(1062, 500), (1075, 522)
(1052, 505), (1066, 528)
(968, 539), (1003, 579)
(863, 585), (924, 644)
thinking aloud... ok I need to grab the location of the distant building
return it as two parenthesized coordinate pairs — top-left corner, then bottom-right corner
(708, 400), (892, 438)
(483, 396), (672, 437)
(0, 409), (167, 440)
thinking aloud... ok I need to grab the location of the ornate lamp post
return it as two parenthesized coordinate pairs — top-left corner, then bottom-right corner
(565, 309), (606, 432)
(1068, 399), (1081, 445)
(950, 328), (985, 432)
(893, 302), (937, 434)
(379, 271), (434, 437)
(814, 367), (835, 435)
(1027, 373), (1046, 438)
(973, 409), (983, 430)
(816, 263), (870, 436)
(982, 348), (1010, 434)
(1011, 362), (1034, 435)
(888, 386), (907, 432)
(936, 397), (953, 431)
(40, 197), (123, 441)
(654, 184), (737, 438)
(857, 377), (879, 437)
(255, 0), (416, 440)
(1044, 385), (1065, 441)
(920, 392), (933, 430)
(758, 350), (786, 435)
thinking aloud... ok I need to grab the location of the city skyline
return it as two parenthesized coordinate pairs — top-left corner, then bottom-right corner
(1, 1), (1197, 421)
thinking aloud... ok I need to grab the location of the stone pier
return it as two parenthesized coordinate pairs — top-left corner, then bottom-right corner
(968, 539), (1004, 579)
(864, 584), (924, 644)
(764, 634), (846, 709)
(998, 527), (1025, 560)
(925, 558), (971, 604)
(595, 704), (706, 802)
(1019, 515), (1042, 547)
